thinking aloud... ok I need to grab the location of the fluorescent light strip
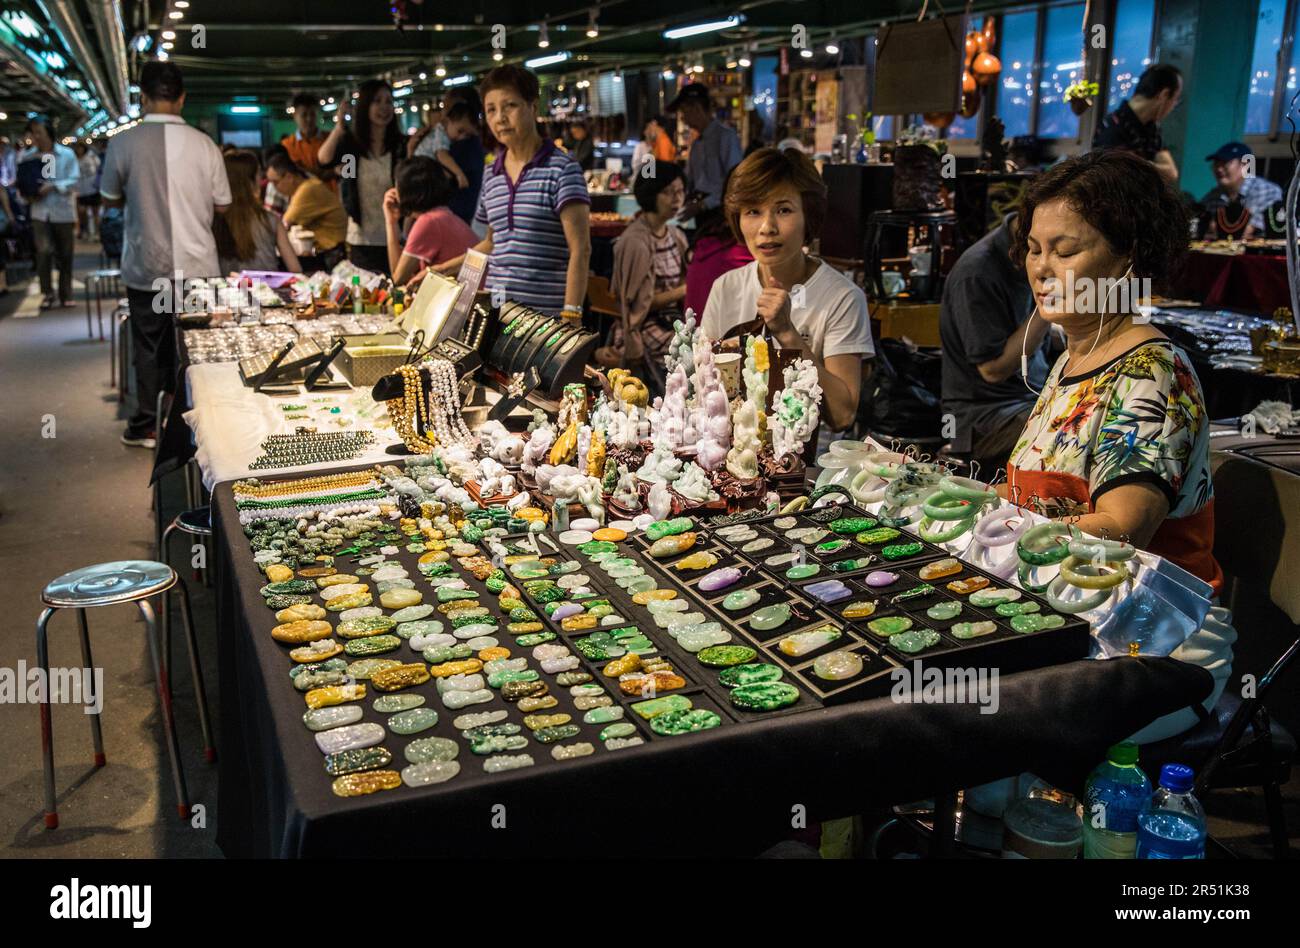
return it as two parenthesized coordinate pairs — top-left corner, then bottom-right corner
(664, 16), (743, 40)
(526, 51), (572, 69)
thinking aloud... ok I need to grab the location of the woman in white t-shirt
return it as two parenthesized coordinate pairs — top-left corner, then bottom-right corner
(701, 147), (874, 430)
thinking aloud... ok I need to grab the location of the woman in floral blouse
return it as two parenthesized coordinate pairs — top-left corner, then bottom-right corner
(1007, 150), (1233, 742)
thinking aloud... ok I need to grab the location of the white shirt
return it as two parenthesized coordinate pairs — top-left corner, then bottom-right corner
(99, 113), (232, 289)
(23, 143), (80, 223)
(346, 154), (391, 246)
(76, 150), (100, 196)
(701, 259), (875, 363)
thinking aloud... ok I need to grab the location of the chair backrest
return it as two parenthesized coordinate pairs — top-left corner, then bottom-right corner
(1211, 455), (1300, 623)
(586, 274), (620, 316)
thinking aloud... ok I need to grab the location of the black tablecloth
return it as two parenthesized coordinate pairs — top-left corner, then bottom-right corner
(211, 481), (1214, 858)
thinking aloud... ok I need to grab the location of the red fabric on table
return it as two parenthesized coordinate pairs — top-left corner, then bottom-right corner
(1175, 250), (1289, 315)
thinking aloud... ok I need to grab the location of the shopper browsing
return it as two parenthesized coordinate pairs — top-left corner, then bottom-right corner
(22, 116), (79, 310)
(700, 147), (873, 432)
(1091, 64), (1182, 185)
(604, 162), (689, 393)
(213, 150), (301, 275)
(564, 120), (595, 171)
(281, 92), (330, 179)
(382, 157), (477, 285)
(318, 79), (402, 275)
(74, 142), (101, 239)
(667, 83), (742, 212)
(1006, 149), (1233, 740)
(429, 65), (590, 317)
(267, 153), (348, 269)
(411, 100), (477, 189)
(100, 60), (232, 449)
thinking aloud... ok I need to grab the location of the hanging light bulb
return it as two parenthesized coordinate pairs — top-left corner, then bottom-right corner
(825, 38), (840, 55)
(586, 9), (599, 38)
(435, 57), (446, 77)
(538, 23), (550, 48)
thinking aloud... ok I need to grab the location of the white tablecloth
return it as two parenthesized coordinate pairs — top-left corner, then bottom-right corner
(184, 363), (402, 490)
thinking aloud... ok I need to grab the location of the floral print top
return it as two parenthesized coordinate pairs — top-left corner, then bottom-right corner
(1007, 339), (1220, 589)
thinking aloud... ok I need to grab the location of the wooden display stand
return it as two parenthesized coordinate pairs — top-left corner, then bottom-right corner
(874, 300), (941, 348)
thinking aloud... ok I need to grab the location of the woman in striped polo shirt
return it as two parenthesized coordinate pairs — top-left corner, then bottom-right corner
(432, 66), (591, 317)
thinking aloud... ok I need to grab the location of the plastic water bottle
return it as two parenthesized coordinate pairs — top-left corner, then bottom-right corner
(1082, 740), (1151, 859)
(1136, 764), (1206, 859)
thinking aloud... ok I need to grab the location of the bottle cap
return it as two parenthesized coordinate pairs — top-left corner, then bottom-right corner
(1159, 763), (1194, 793)
(1107, 740), (1140, 766)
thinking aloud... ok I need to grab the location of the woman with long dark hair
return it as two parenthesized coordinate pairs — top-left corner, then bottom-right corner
(212, 150), (300, 274)
(318, 78), (402, 274)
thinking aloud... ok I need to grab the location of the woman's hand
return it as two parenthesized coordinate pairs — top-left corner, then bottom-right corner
(756, 275), (796, 337)
(382, 187), (402, 225)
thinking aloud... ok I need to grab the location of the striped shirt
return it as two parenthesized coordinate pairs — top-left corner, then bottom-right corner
(475, 139), (589, 313)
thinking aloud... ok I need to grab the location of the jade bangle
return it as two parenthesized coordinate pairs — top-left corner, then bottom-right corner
(973, 506), (1030, 546)
(878, 505), (923, 527)
(938, 475), (999, 505)
(1016, 523), (1080, 566)
(1016, 559), (1055, 594)
(1067, 537), (1137, 564)
(809, 484), (854, 506)
(921, 491), (980, 521)
(1046, 573), (1113, 614)
(1057, 555), (1130, 590)
(919, 514), (977, 544)
(884, 481), (926, 508)
(865, 453), (904, 479)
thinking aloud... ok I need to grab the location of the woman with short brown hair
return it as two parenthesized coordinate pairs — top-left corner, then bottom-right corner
(700, 146), (873, 431)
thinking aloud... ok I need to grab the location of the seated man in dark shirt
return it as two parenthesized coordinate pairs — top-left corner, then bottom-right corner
(940, 213), (1050, 473)
(1092, 63), (1182, 185)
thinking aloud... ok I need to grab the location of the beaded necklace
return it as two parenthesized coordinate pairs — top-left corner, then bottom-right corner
(387, 363), (438, 454)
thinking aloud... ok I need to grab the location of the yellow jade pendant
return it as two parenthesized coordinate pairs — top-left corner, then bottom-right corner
(648, 533), (697, 558)
(275, 604), (326, 623)
(271, 619), (333, 644)
(523, 713), (572, 731)
(429, 658), (484, 678)
(479, 647), (511, 661)
(842, 600), (878, 620)
(603, 653), (643, 677)
(919, 558), (962, 581)
(265, 564), (294, 583)
(418, 551), (449, 566)
(317, 573), (360, 588)
(305, 684), (366, 709)
(332, 771), (401, 797)
(290, 642), (343, 663)
(561, 614), (598, 632)
(633, 588), (678, 605)
(370, 663), (431, 691)
(947, 576), (991, 595)
(672, 551), (719, 571)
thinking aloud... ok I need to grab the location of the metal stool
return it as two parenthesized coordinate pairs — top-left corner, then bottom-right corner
(36, 561), (214, 828)
(110, 298), (129, 393)
(84, 268), (121, 340)
(160, 506), (214, 676)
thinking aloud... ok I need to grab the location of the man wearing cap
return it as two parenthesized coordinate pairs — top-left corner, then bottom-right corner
(1200, 142), (1282, 238)
(1092, 63), (1182, 185)
(667, 83), (742, 213)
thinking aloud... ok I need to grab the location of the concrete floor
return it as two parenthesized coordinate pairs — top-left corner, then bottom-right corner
(1, 244), (220, 857)
(0, 243), (1292, 859)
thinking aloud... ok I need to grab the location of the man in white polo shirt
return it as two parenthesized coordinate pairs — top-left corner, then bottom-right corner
(101, 61), (231, 448)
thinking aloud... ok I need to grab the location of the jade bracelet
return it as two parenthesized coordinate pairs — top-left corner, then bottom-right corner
(1016, 559), (1054, 594)
(919, 514), (977, 544)
(1067, 537), (1137, 564)
(1016, 522), (1081, 566)
(1057, 555), (1130, 590)
(938, 475), (999, 505)
(809, 484), (854, 506)
(1045, 573), (1113, 614)
(921, 491), (981, 521)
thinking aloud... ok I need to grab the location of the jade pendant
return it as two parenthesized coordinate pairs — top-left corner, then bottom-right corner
(747, 603), (791, 631)
(722, 588), (762, 612)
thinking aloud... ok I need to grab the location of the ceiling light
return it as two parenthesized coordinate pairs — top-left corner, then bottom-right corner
(612, 69), (622, 83)
(418, 71), (427, 80)
(168, 10), (184, 20)
(800, 48), (814, 59)
(435, 62), (447, 77)
(526, 51), (572, 69)
(156, 49), (168, 61)
(175, 1), (190, 7)
(663, 16), (744, 40)
(493, 51), (503, 61)
(162, 30), (176, 40)
(538, 23), (549, 48)
(230, 105), (261, 114)
(162, 41), (174, 50)
(586, 9), (599, 38)
(662, 68), (674, 79)
(443, 74), (474, 87)
(826, 40), (840, 54)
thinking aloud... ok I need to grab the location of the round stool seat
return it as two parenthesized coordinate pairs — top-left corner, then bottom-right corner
(176, 507), (212, 536)
(43, 561), (176, 608)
